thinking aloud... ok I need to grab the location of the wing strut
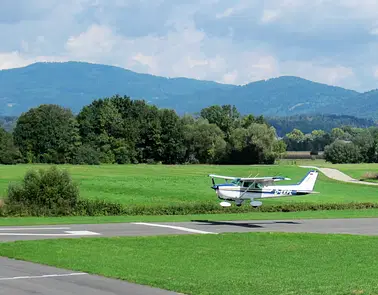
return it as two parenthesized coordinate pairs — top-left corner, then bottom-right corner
(239, 173), (259, 199)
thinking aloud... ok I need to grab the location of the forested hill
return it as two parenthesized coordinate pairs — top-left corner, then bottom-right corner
(0, 62), (233, 116)
(266, 114), (377, 137)
(0, 61), (376, 118)
(323, 90), (378, 119)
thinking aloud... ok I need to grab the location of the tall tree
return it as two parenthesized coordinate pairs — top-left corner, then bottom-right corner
(183, 118), (227, 164)
(0, 127), (22, 164)
(227, 123), (278, 164)
(200, 104), (240, 139)
(13, 104), (80, 163)
(159, 108), (186, 164)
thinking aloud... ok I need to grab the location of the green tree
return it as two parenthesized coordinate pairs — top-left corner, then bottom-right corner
(272, 139), (287, 159)
(227, 123), (278, 164)
(0, 127), (22, 164)
(324, 140), (362, 164)
(200, 105), (240, 139)
(158, 109), (186, 164)
(13, 104), (81, 164)
(183, 118), (226, 164)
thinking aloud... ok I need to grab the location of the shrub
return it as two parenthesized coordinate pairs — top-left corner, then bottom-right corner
(324, 140), (362, 164)
(6, 166), (79, 215)
(360, 172), (378, 181)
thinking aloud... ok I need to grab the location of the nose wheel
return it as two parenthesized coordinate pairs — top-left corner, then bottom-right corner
(235, 199), (244, 207)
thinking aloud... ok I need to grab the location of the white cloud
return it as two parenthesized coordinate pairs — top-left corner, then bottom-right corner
(222, 70), (238, 84)
(65, 24), (119, 58)
(374, 67), (378, 79)
(0, 51), (68, 70)
(280, 60), (356, 87)
(0, 0), (377, 91)
(261, 10), (280, 23)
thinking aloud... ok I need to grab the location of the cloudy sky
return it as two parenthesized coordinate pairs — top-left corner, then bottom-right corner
(1, 0), (377, 91)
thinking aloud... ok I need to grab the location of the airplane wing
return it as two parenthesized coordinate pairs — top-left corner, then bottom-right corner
(239, 176), (291, 182)
(208, 174), (238, 180)
(209, 174), (291, 182)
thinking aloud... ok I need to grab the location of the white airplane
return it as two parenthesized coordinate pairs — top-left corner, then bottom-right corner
(209, 170), (319, 208)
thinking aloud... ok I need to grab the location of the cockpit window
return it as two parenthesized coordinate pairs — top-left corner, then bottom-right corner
(242, 181), (264, 189)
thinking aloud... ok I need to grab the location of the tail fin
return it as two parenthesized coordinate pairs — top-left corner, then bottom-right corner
(296, 170), (318, 191)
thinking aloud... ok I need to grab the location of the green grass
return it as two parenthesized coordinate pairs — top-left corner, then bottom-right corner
(2, 232), (378, 294)
(2, 163), (378, 207)
(2, 209), (378, 226)
(287, 159), (378, 181)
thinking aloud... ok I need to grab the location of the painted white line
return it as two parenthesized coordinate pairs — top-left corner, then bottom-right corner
(0, 231), (101, 237)
(64, 231), (101, 236)
(0, 227), (71, 231)
(0, 233), (75, 236)
(0, 273), (87, 281)
(133, 222), (217, 234)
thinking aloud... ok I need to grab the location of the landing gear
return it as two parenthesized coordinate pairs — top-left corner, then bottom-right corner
(235, 199), (244, 207)
(250, 201), (263, 208)
(219, 201), (232, 207)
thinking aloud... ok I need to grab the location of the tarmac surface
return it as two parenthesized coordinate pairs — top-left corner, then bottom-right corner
(0, 257), (179, 295)
(2, 217), (378, 294)
(2, 218), (378, 243)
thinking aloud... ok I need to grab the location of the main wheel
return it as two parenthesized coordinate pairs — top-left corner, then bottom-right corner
(250, 201), (262, 207)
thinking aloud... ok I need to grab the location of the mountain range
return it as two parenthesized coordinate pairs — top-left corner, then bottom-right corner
(0, 61), (377, 119)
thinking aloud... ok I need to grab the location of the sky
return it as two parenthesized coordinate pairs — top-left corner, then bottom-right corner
(0, 0), (377, 92)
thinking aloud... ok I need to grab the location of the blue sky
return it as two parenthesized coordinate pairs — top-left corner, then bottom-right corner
(0, 0), (377, 91)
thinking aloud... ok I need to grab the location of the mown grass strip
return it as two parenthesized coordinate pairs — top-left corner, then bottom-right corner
(1, 232), (378, 295)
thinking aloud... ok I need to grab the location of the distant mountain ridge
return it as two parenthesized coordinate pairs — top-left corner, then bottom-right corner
(0, 61), (377, 119)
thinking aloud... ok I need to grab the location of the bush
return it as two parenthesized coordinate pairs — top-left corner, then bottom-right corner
(6, 166), (79, 215)
(324, 140), (362, 164)
(360, 172), (378, 181)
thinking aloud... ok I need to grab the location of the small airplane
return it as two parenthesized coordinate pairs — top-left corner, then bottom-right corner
(209, 170), (319, 208)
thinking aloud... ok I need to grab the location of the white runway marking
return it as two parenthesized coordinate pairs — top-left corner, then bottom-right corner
(64, 231), (101, 236)
(0, 227), (71, 231)
(0, 273), (87, 281)
(0, 231), (100, 236)
(133, 222), (217, 234)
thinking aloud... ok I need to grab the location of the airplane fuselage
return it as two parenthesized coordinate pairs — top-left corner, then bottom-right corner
(210, 170), (319, 207)
(212, 184), (310, 201)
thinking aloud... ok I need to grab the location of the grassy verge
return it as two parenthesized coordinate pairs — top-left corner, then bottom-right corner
(2, 208), (378, 226)
(1, 232), (378, 295)
(2, 163), (378, 206)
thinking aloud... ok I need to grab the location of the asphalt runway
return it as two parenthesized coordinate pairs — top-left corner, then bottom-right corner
(2, 218), (378, 243)
(0, 257), (179, 295)
(2, 217), (378, 294)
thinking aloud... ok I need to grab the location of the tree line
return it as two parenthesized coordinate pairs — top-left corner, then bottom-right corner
(0, 95), (286, 165)
(2, 94), (378, 165)
(266, 114), (376, 137)
(283, 126), (378, 163)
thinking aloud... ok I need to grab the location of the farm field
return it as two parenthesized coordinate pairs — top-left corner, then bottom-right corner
(1, 163), (378, 207)
(1, 232), (378, 295)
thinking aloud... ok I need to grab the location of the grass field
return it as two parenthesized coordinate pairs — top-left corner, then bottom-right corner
(281, 159), (378, 181)
(1, 232), (378, 295)
(1, 163), (378, 208)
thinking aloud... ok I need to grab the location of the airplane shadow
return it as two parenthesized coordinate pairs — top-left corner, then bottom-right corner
(190, 220), (301, 229)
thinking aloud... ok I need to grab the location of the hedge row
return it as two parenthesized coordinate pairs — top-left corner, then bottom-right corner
(2, 199), (378, 217)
